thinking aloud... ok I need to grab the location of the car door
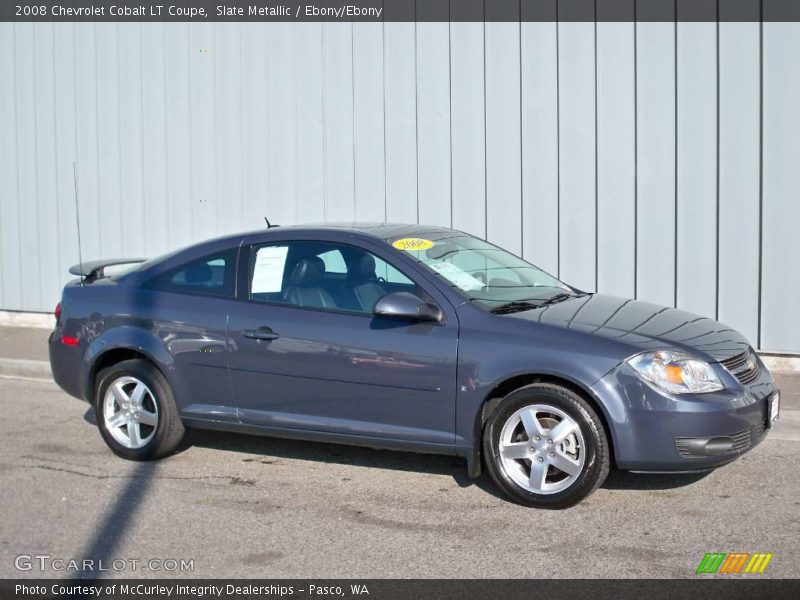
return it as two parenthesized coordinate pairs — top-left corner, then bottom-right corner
(227, 238), (459, 446)
(138, 247), (238, 421)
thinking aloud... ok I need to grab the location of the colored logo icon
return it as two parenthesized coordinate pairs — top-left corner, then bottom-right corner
(696, 552), (773, 574)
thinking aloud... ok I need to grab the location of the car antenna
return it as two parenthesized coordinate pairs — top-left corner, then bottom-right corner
(73, 161), (85, 286)
(264, 217), (279, 229)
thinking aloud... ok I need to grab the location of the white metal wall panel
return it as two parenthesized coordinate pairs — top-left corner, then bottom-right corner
(32, 23), (60, 312)
(416, 22), (451, 228)
(240, 24), (271, 229)
(0, 24), (20, 309)
(484, 22), (522, 256)
(188, 24), (217, 243)
(322, 24), (355, 222)
(521, 21), (559, 276)
(15, 24), (41, 311)
(353, 23), (386, 222)
(142, 24), (171, 257)
(95, 24), (123, 258)
(717, 22), (760, 346)
(164, 24), (194, 251)
(596, 21), (635, 298)
(73, 24), (102, 268)
(214, 24), (246, 239)
(635, 22), (676, 307)
(0, 18), (798, 354)
(383, 23), (417, 224)
(450, 21), (485, 239)
(117, 24), (146, 259)
(761, 22), (800, 353)
(676, 22), (717, 318)
(53, 24), (79, 287)
(268, 24), (300, 228)
(294, 24), (325, 225)
(557, 21), (596, 291)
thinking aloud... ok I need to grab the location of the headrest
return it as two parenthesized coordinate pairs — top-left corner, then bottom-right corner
(352, 254), (377, 281)
(185, 263), (213, 284)
(289, 256), (325, 287)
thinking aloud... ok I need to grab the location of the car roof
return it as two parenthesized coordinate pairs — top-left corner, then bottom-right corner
(285, 222), (455, 239)
(218, 222), (460, 246)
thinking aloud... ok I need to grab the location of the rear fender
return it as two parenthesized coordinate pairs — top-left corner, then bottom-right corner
(84, 326), (174, 400)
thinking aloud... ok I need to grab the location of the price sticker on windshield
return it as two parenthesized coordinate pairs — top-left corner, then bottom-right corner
(392, 238), (434, 251)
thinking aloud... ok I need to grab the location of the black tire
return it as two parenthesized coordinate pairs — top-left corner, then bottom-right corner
(482, 383), (610, 509)
(94, 358), (185, 460)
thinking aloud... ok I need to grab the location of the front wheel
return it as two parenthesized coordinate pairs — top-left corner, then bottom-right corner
(94, 359), (185, 460)
(483, 383), (610, 509)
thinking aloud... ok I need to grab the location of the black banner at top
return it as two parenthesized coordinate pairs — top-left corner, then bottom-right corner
(2, 0), (800, 23)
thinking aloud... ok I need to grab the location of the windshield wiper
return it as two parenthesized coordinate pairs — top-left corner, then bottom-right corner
(488, 293), (579, 315)
(537, 292), (576, 307)
(489, 300), (542, 315)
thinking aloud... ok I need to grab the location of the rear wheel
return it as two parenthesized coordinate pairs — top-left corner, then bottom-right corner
(94, 359), (184, 460)
(483, 383), (610, 509)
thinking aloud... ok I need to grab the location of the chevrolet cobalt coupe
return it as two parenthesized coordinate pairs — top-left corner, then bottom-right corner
(49, 224), (780, 508)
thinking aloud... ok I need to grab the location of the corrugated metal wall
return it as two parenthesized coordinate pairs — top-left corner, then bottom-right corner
(0, 20), (798, 353)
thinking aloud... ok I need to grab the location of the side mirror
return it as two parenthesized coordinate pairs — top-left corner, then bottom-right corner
(373, 292), (444, 324)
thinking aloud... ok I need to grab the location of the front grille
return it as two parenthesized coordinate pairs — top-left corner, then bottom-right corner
(675, 439), (696, 458)
(720, 351), (749, 371)
(753, 421), (767, 443)
(719, 348), (760, 385)
(729, 428), (752, 453)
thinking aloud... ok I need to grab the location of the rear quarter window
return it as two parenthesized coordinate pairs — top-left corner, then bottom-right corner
(142, 249), (237, 298)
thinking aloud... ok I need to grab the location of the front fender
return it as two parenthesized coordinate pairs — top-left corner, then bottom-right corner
(454, 308), (636, 474)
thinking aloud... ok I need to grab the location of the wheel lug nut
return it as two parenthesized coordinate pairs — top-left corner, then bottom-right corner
(549, 452), (555, 458)
(547, 439), (552, 444)
(534, 436), (540, 441)
(537, 456), (544, 463)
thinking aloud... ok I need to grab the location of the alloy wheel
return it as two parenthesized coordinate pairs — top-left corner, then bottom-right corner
(497, 404), (586, 495)
(103, 376), (159, 449)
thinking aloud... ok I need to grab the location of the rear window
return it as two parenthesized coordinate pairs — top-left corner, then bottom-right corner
(143, 249), (236, 298)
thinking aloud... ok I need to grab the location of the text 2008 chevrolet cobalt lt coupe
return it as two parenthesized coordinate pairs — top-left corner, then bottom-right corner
(49, 224), (780, 508)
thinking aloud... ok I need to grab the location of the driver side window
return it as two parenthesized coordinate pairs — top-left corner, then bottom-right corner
(249, 241), (417, 314)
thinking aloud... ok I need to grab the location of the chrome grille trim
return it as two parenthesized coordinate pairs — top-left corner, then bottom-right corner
(720, 351), (749, 371)
(719, 348), (760, 385)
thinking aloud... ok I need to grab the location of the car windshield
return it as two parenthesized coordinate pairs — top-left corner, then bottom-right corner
(387, 231), (576, 311)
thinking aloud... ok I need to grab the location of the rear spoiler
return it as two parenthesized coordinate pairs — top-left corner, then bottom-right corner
(69, 258), (146, 282)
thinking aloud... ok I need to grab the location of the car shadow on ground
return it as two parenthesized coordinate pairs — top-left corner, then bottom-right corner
(83, 407), (712, 499)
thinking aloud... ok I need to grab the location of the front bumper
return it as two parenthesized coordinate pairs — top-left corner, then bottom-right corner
(591, 357), (776, 471)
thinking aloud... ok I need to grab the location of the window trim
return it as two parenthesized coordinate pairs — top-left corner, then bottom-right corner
(236, 239), (445, 322)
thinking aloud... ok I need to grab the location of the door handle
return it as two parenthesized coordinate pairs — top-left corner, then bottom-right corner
(242, 328), (280, 341)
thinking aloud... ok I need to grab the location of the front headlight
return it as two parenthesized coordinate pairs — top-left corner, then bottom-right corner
(627, 350), (724, 394)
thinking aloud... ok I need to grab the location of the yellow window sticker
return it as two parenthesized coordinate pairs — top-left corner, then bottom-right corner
(392, 237), (434, 251)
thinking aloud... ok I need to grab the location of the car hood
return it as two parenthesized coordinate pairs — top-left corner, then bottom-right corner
(505, 293), (750, 362)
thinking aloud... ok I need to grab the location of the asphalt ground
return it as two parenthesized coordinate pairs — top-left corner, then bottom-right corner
(0, 373), (798, 579)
